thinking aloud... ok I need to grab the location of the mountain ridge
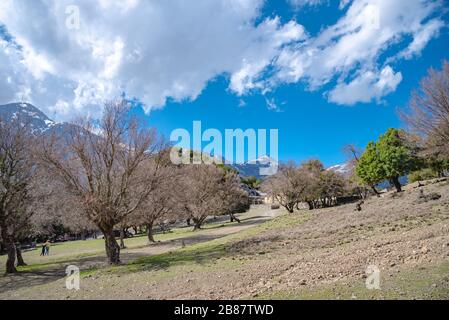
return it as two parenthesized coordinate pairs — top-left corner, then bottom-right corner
(1, 102), (348, 179)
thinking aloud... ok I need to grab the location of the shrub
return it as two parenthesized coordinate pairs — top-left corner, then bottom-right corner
(408, 168), (438, 183)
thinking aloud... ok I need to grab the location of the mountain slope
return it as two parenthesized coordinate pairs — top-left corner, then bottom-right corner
(0, 102), (55, 133)
(231, 155), (278, 179)
(327, 162), (353, 177)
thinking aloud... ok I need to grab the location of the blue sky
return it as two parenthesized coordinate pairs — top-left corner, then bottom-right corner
(0, 0), (448, 167)
(136, 1), (449, 167)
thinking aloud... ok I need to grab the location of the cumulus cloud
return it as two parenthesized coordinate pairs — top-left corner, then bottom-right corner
(0, 0), (306, 120)
(0, 0), (445, 119)
(229, 0), (445, 103)
(328, 66), (403, 105)
(272, 0), (444, 87)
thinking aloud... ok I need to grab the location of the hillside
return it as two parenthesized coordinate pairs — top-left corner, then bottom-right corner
(1, 178), (448, 299)
(0, 102), (79, 138)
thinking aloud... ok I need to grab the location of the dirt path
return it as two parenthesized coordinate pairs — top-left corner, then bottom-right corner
(128, 209), (276, 259)
(5, 181), (448, 300)
(0, 205), (277, 296)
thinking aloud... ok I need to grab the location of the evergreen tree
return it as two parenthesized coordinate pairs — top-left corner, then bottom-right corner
(377, 128), (413, 192)
(356, 141), (384, 194)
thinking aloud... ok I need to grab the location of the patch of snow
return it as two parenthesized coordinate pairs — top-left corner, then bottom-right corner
(44, 119), (55, 126)
(328, 163), (351, 175)
(247, 155), (278, 165)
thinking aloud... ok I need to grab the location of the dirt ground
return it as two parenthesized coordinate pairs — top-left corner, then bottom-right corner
(1, 179), (448, 300)
(0, 205), (277, 297)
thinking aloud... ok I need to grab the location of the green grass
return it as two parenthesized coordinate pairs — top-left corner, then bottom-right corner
(1, 206), (311, 282)
(0, 206), (280, 273)
(0, 226), (205, 273)
(102, 209), (312, 276)
(257, 261), (449, 300)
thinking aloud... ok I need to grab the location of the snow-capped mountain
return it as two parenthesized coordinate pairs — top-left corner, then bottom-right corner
(0, 102), (81, 139)
(231, 155), (278, 179)
(0, 102), (56, 133)
(327, 162), (352, 176)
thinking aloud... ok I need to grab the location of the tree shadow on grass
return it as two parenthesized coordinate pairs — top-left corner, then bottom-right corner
(201, 214), (273, 231)
(125, 214), (273, 272)
(0, 252), (145, 294)
(0, 210), (275, 295)
(128, 241), (229, 273)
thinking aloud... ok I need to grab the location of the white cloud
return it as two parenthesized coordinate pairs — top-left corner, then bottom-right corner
(289, 1), (439, 76)
(0, 0), (445, 119)
(288, 0), (327, 9)
(288, 0), (353, 10)
(0, 0), (306, 120)
(328, 66), (403, 105)
(397, 18), (445, 60)
(339, 0), (353, 9)
(270, 0), (444, 100)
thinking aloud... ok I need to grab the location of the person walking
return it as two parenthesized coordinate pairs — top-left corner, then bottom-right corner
(40, 243), (46, 256)
(44, 240), (51, 256)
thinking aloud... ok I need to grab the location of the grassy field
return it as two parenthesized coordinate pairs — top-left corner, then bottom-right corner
(0, 229), (187, 271)
(1, 181), (449, 299)
(0, 213), (261, 273)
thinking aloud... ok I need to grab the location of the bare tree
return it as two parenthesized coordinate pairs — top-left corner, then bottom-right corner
(215, 169), (249, 223)
(342, 144), (370, 198)
(263, 159), (351, 211)
(400, 60), (449, 156)
(0, 117), (36, 273)
(32, 179), (96, 240)
(342, 144), (361, 165)
(36, 100), (163, 264)
(140, 180), (176, 242)
(314, 170), (346, 208)
(133, 152), (178, 243)
(262, 162), (309, 213)
(178, 164), (244, 230)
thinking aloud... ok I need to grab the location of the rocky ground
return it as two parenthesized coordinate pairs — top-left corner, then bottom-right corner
(1, 179), (448, 300)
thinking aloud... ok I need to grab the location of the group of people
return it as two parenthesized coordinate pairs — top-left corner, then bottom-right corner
(40, 240), (51, 256)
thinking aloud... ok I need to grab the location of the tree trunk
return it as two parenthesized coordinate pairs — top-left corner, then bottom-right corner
(391, 176), (402, 192)
(358, 187), (367, 199)
(193, 217), (206, 231)
(3, 236), (17, 274)
(284, 203), (294, 213)
(147, 222), (155, 243)
(307, 201), (314, 210)
(16, 245), (27, 267)
(371, 185), (380, 197)
(0, 241), (5, 255)
(103, 229), (120, 264)
(119, 229), (126, 249)
(186, 218), (191, 226)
